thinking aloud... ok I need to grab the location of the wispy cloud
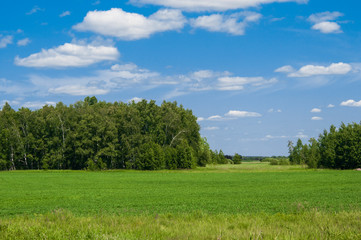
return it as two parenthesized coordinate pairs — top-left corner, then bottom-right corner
(191, 12), (261, 35)
(22, 101), (56, 109)
(311, 116), (323, 121)
(60, 11), (71, 17)
(26, 6), (44, 15)
(0, 35), (13, 48)
(17, 38), (30, 46)
(129, 0), (308, 12)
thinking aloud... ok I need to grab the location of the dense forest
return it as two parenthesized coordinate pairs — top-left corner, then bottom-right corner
(288, 122), (361, 169)
(0, 97), (238, 171)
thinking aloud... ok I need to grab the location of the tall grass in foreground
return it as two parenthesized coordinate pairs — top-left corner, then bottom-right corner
(1, 209), (360, 239)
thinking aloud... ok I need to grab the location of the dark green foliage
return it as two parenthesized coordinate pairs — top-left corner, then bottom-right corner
(197, 137), (211, 167)
(288, 122), (361, 169)
(232, 153), (242, 164)
(176, 140), (196, 169)
(135, 142), (164, 170)
(0, 97), (214, 170)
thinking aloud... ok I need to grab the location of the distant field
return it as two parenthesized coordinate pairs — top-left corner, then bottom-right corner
(1, 162), (361, 239)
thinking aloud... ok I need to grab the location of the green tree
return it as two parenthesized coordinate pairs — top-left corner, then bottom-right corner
(233, 153), (242, 164)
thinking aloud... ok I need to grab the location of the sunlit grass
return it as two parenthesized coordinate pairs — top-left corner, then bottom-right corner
(1, 162), (361, 239)
(1, 210), (361, 239)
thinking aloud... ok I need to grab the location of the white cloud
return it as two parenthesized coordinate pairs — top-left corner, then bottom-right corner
(225, 110), (262, 118)
(22, 101), (56, 109)
(275, 65), (294, 73)
(295, 132), (308, 139)
(128, 97), (144, 103)
(14, 42), (119, 68)
(217, 76), (277, 90)
(60, 11), (71, 17)
(191, 70), (216, 80)
(191, 12), (261, 35)
(208, 115), (223, 121)
(203, 126), (219, 131)
(197, 117), (205, 122)
(49, 85), (109, 96)
(327, 104), (335, 108)
(26, 6), (44, 15)
(27, 62), (163, 96)
(340, 99), (361, 107)
(0, 35), (13, 48)
(308, 11), (343, 23)
(308, 11), (343, 34)
(129, 0), (308, 12)
(310, 108), (321, 113)
(288, 62), (352, 77)
(268, 108), (282, 113)
(312, 22), (341, 34)
(262, 135), (288, 141)
(73, 8), (186, 40)
(17, 38), (30, 46)
(311, 116), (323, 121)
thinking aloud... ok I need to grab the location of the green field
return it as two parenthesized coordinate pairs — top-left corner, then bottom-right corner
(1, 163), (361, 239)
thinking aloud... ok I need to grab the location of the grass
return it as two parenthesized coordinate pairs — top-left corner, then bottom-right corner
(1, 162), (361, 239)
(1, 210), (361, 239)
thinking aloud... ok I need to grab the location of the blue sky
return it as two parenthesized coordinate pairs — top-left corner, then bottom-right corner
(1, 0), (361, 156)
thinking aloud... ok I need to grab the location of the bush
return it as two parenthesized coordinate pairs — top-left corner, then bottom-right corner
(270, 159), (279, 165)
(233, 153), (242, 164)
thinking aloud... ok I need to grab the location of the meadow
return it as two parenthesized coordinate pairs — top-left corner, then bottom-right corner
(1, 162), (361, 239)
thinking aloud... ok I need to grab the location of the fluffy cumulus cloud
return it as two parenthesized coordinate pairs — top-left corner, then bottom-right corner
(128, 97), (144, 103)
(191, 12), (261, 35)
(279, 62), (352, 77)
(340, 99), (361, 107)
(73, 8), (186, 40)
(308, 11), (343, 34)
(0, 35), (13, 48)
(310, 108), (321, 113)
(327, 104), (335, 108)
(225, 110), (262, 118)
(217, 76), (277, 90)
(14, 42), (119, 68)
(129, 0), (308, 12)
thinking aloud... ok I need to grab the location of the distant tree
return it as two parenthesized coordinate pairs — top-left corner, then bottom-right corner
(233, 153), (242, 164)
(217, 150), (228, 164)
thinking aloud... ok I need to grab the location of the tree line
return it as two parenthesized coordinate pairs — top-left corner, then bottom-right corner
(288, 122), (361, 169)
(0, 97), (241, 171)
